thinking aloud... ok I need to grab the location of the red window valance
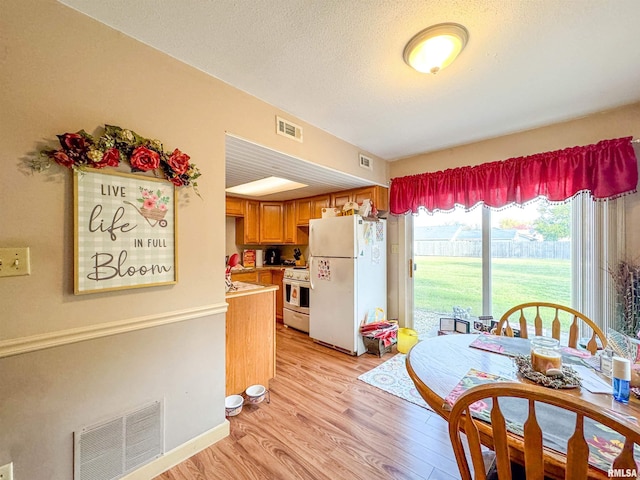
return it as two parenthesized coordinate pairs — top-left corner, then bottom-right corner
(390, 137), (638, 215)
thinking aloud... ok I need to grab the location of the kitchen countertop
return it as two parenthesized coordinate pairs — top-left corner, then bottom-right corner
(230, 265), (292, 273)
(225, 282), (278, 299)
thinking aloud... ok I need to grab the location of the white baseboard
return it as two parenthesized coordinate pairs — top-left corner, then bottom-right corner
(122, 420), (230, 480)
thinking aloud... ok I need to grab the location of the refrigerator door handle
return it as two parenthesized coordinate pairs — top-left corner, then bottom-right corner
(309, 255), (315, 289)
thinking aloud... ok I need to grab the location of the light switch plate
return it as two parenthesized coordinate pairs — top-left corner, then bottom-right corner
(0, 247), (31, 278)
(0, 462), (13, 480)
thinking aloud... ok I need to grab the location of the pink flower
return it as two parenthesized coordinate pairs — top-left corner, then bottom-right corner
(158, 203), (167, 211)
(143, 199), (156, 210)
(167, 148), (190, 175)
(130, 146), (160, 171)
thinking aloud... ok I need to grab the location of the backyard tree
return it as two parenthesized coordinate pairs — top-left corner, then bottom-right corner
(533, 202), (570, 240)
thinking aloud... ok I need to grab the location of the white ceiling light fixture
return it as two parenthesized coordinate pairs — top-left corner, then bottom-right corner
(403, 23), (469, 74)
(225, 176), (308, 197)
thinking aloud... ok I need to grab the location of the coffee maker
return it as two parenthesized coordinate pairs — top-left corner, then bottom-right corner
(265, 247), (281, 265)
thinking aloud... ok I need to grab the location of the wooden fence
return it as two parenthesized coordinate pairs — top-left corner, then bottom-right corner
(414, 240), (570, 259)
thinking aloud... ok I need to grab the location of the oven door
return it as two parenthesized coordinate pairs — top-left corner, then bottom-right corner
(283, 279), (310, 314)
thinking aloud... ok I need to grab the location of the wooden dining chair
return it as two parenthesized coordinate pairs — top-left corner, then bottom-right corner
(448, 382), (640, 480)
(494, 302), (606, 354)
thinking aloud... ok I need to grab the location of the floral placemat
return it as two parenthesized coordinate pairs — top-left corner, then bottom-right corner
(445, 368), (640, 472)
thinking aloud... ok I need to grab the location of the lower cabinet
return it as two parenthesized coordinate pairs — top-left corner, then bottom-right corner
(226, 288), (276, 396)
(230, 268), (284, 322)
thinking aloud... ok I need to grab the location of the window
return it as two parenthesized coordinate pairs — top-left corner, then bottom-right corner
(413, 198), (572, 337)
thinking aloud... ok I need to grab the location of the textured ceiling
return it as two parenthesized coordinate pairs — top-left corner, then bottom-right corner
(59, 0), (640, 197)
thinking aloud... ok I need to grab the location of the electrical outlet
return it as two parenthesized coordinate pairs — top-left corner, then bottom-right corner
(391, 244), (399, 254)
(0, 462), (13, 480)
(0, 248), (30, 278)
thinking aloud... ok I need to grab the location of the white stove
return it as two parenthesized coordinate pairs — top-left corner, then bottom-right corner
(283, 267), (310, 282)
(283, 267), (310, 333)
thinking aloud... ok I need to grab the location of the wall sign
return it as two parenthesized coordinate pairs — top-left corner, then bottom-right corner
(74, 169), (177, 294)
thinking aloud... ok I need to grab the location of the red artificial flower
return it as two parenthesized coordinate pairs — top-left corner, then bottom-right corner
(51, 150), (74, 168)
(130, 146), (160, 171)
(93, 148), (120, 169)
(167, 148), (190, 175)
(57, 133), (88, 152)
(170, 176), (184, 187)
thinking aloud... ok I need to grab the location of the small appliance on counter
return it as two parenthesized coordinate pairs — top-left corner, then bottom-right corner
(265, 247), (281, 265)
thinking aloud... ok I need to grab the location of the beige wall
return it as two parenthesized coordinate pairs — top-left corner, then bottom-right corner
(0, 1), (386, 478)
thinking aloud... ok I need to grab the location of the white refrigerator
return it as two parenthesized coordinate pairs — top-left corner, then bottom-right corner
(309, 215), (387, 355)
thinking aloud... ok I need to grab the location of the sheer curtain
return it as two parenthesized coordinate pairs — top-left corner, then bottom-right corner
(572, 192), (625, 334)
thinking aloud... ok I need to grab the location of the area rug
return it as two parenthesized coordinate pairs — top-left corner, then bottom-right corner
(358, 353), (431, 410)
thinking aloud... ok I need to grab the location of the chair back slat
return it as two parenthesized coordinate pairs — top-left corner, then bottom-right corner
(463, 411), (486, 480)
(495, 303), (607, 353)
(511, 310), (529, 338)
(565, 413), (589, 479)
(568, 315), (579, 348)
(448, 383), (640, 480)
(586, 333), (599, 355)
(534, 306), (543, 336)
(523, 399), (544, 480)
(612, 438), (636, 471)
(552, 309), (561, 340)
(490, 398), (512, 479)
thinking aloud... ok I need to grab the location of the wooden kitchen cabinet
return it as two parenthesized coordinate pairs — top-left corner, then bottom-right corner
(259, 202), (284, 244)
(271, 269), (284, 322)
(258, 270), (273, 284)
(330, 191), (352, 211)
(235, 200), (260, 244)
(352, 185), (389, 212)
(225, 196), (244, 217)
(226, 287), (276, 395)
(311, 195), (331, 220)
(296, 198), (312, 225)
(230, 271), (258, 283)
(284, 201), (308, 244)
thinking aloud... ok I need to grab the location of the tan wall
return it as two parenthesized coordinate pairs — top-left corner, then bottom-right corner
(389, 102), (640, 255)
(0, 1), (386, 478)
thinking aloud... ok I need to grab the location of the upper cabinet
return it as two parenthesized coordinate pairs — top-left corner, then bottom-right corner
(226, 196), (244, 217)
(236, 200), (260, 244)
(260, 202), (284, 244)
(330, 186), (389, 214)
(227, 185), (388, 244)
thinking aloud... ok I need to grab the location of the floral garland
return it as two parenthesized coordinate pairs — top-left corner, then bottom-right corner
(33, 125), (201, 194)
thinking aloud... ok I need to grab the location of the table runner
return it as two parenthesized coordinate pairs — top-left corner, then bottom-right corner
(469, 334), (596, 368)
(445, 368), (640, 472)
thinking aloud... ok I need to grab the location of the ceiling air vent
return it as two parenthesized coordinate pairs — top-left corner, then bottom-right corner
(359, 153), (373, 171)
(276, 116), (303, 143)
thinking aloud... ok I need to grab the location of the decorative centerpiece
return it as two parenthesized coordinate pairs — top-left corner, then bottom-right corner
(31, 124), (202, 195)
(530, 336), (563, 375)
(515, 355), (581, 389)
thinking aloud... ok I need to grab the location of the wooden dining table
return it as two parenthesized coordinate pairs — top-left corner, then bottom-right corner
(406, 333), (640, 480)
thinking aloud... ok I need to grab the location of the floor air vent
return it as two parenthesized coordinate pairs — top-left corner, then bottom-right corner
(276, 116), (303, 142)
(74, 400), (164, 480)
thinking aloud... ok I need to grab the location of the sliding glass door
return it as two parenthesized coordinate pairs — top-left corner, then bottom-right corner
(412, 199), (572, 337)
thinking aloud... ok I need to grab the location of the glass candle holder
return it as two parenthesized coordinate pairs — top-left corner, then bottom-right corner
(530, 336), (562, 375)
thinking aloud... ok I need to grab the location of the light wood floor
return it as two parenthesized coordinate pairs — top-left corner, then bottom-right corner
(156, 324), (462, 480)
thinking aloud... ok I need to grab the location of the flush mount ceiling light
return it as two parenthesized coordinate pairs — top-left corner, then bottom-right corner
(225, 176), (308, 197)
(403, 23), (469, 74)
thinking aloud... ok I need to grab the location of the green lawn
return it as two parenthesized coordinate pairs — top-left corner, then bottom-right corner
(414, 256), (571, 324)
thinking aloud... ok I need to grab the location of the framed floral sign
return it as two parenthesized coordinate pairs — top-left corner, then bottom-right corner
(74, 168), (177, 294)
